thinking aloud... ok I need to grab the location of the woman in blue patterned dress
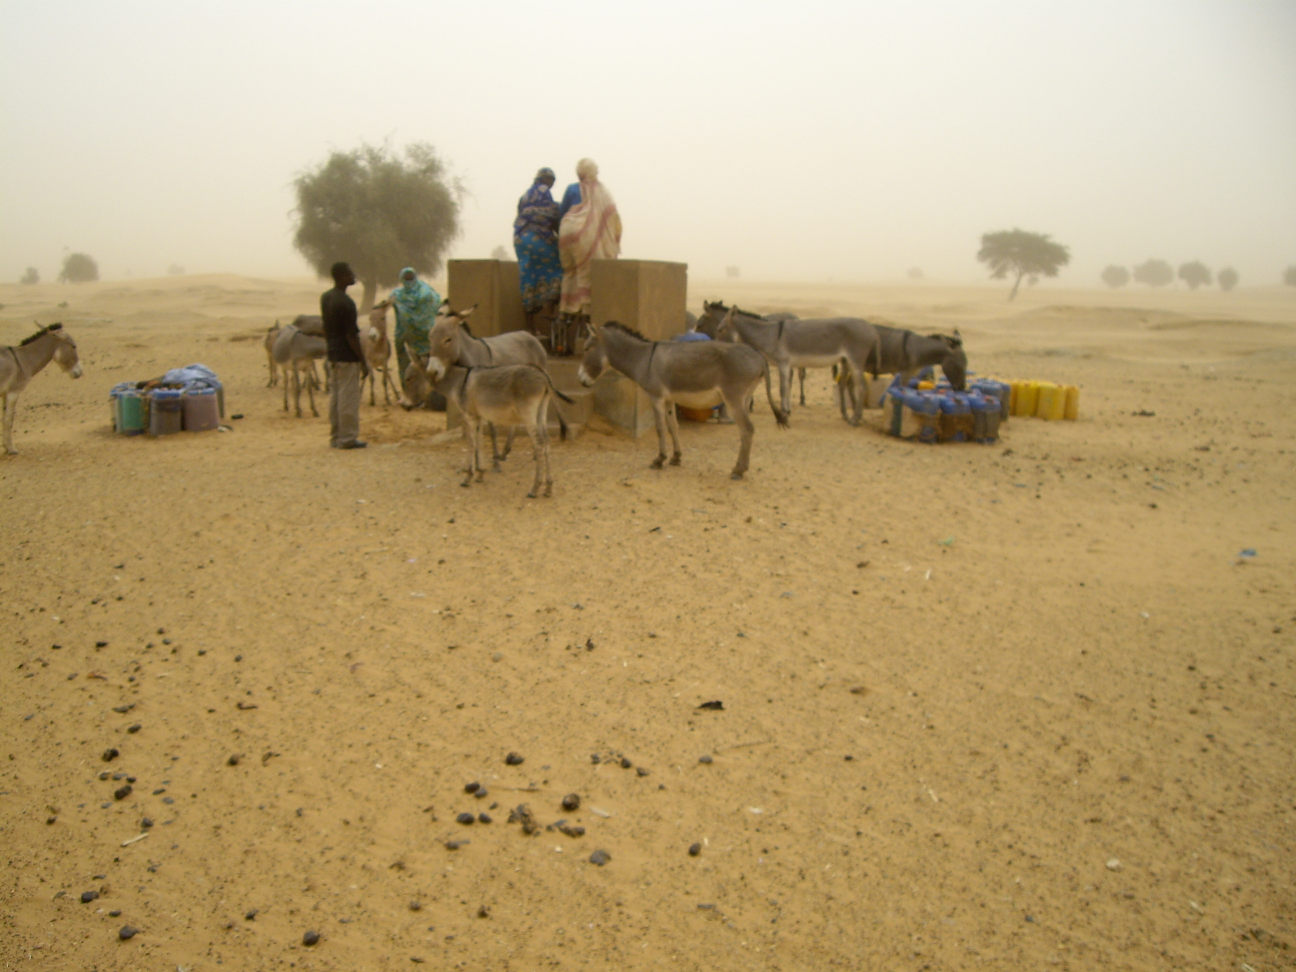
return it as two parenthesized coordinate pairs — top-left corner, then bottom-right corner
(513, 167), (563, 339)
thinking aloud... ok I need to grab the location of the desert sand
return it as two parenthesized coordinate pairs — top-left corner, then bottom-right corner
(1, 274), (1293, 971)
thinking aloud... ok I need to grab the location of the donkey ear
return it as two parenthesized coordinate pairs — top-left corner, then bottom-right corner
(460, 304), (477, 318)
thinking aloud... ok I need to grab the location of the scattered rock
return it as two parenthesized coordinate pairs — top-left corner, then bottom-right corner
(464, 781), (481, 794)
(697, 700), (724, 711)
(589, 849), (611, 866)
(102, 748), (119, 762)
(688, 842), (702, 857)
(477, 812), (492, 824)
(698, 754), (714, 764)
(456, 812), (475, 825)
(302, 929), (320, 946)
(113, 784), (132, 801)
(118, 925), (138, 941)
(80, 890), (99, 904)
(508, 804), (540, 835)
(1106, 858), (1122, 871)
(504, 752), (524, 766)
(244, 909), (258, 921)
(561, 793), (581, 812)
(226, 754), (241, 766)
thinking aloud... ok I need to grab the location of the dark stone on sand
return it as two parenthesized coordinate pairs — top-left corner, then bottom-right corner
(102, 748), (119, 762)
(464, 781), (480, 794)
(561, 793), (580, 812)
(456, 812), (475, 825)
(589, 849), (611, 866)
(113, 784), (132, 801)
(688, 842), (702, 857)
(505, 752), (524, 766)
(81, 890), (99, 903)
(118, 925), (138, 941)
(303, 929), (320, 946)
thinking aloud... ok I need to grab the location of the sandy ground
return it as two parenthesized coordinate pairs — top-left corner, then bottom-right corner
(1, 274), (1293, 971)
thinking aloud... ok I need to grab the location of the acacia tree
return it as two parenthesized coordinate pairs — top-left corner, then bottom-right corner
(1217, 267), (1239, 292)
(1101, 265), (1130, 288)
(976, 228), (1070, 300)
(1178, 261), (1212, 289)
(58, 252), (99, 283)
(292, 142), (462, 310)
(20, 267), (39, 285)
(1133, 258), (1173, 287)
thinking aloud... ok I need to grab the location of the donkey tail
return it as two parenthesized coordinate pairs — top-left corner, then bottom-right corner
(763, 358), (789, 428)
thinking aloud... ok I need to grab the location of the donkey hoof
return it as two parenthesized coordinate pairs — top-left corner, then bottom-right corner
(650, 457), (665, 470)
(669, 455), (682, 466)
(526, 490), (538, 499)
(730, 471), (745, 480)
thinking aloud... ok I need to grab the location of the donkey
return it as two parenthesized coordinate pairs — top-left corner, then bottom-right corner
(577, 321), (787, 480)
(449, 364), (574, 499)
(360, 300), (401, 406)
(1, 323), (83, 455)
(272, 322), (327, 417)
(421, 303), (550, 467)
(705, 302), (881, 426)
(872, 324), (967, 389)
(264, 321), (283, 387)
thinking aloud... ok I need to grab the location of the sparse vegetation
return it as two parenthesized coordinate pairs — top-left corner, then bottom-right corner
(1132, 258), (1174, 287)
(58, 252), (99, 283)
(1217, 267), (1238, 292)
(1284, 265), (1296, 287)
(976, 228), (1070, 300)
(20, 267), (39, 285)
(1178, 261), (1212, 290)
(1101, 265), (1129, 288)
(292, 141), (462, 309)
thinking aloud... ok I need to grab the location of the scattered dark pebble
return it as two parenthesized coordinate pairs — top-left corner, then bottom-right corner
(698, 754), (713, 764)
(556, 822), (585, 838)
(245, 909), (258, 921)
(113, 785), (132, 801)
(302, 930), (320, 946)
(108, 910), (121, 917)
(636, 766), (650, 777)
(697, 700), (724, 710)
(473, 788), (489, 800)
(589, 849), (611, 866)
(619, 757), (632, 769)
(561, 793), (581, 811)
(688, 842), (702, 857)
(456, 812), (475, 825)
(118, 925), (138, 941)
(95, 641), (108, 648)
(227, 754), (240, 766)
(508, 804), (540, 835)
(408, 901), (422, 912)
(140, 817), (153, 829)
(477, 812), (492, 824)
(81, 890), (100, 904)
(127, 724), (141, 734)
(46, 816), (56, 825)
(477, 905), (490, 918)
(464, 781), (481, 794)
(112, 703), (134, 714)
(504, 752), (524, 766)
(102, 748), (119, 762)
(445, 840), (466, 850)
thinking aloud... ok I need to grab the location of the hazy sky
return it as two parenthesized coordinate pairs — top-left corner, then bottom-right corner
(3, 0), (1294, 287)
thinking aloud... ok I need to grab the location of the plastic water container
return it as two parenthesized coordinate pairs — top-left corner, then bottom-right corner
(183, 387), (221, 431)
(115, 388), (145, 436)
(148, 388), (184, 436)
(1012, 380), (1037, 417)
(967, 392), (990, 442)
(938, 393), (972, 442)
(905, 390), (940, 443)
(886, 386), (908, 437)
(1036, 382), (1066, 421)
(1063, 385), (1080, 420)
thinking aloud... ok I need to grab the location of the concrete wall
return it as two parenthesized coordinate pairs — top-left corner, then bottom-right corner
(587, 259), (688, 436)
(446, 260), (525, 338)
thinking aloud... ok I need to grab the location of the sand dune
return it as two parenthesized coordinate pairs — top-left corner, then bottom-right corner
(1, 275), (1293, 971)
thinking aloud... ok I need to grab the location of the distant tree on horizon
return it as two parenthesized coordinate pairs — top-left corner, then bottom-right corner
(58, 252), (99, 284)
(1132, 258), (1174, 287)
(976, 228), (1070, 300)
(167, 264), (186, 276)
(1101, 265), (1130, 288)
(20, 266), (39, 285)
(1284, 265), (1296, 287)
(907, 267), (925, 281)
(1217, 267), (1239, 292)
(292, 142), (462, 310)
(1178, 261), (1212, 290)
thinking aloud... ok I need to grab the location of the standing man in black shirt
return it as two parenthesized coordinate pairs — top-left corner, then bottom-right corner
(321, 261), (368, 449)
